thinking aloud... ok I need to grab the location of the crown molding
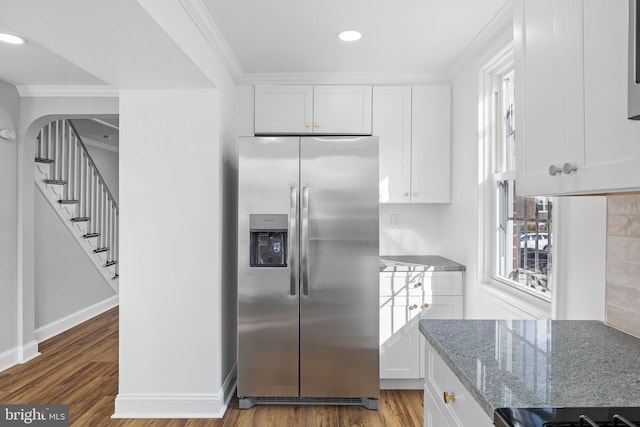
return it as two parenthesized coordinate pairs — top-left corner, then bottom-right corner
(16, 85), (119, 98)
(449, 0), (514, 74)
(179, 0), (244, 84)
(241, 70), (451, 86)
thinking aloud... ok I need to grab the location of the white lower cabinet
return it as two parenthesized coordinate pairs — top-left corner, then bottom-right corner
(379, 271), (463, 386)
(423, 339), (492, 427)
(424, 385), (455, 427)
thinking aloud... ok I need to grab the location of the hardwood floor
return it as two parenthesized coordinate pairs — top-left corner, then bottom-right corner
(0, 307), (423, 426)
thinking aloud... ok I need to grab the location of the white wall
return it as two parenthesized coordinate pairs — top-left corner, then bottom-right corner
(85, 143), (119, 204)
(379, 204), (441, 255)
(438, 24), (607, 320)
(34, 189), (116, 327)
(0, 80), (20, 369)
(553, 196), (607, 321)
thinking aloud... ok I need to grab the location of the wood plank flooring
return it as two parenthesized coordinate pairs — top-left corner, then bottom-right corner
(0, 307), (423, 426)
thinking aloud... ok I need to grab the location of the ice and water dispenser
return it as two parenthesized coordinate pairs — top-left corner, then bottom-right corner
(249, 214), (288, 267)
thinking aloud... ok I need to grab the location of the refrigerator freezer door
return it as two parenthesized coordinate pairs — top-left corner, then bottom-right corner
(237, 137), (300, 398)
(299, 136), (380, 398)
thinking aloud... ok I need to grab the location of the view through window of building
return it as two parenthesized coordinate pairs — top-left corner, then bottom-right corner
(495, 71), (553, 296)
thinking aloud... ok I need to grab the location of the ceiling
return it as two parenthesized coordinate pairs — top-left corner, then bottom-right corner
(202, 0), (511, 75)
(71, 118), (119, 149)
(0, 0), (511, 87)
(0, 18), (106, 87)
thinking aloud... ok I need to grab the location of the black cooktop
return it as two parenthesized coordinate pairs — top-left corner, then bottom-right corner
(494, 407), (640, 427)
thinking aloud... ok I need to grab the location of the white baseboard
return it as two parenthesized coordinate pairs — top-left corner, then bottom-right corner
(0, 340), (41, 373)
(0, 347), (19, 373)
(20, 340), (40, 363)
(35, 295), (119, 342)
(380, 378), (424, 390)
(113, 363), (237, 419)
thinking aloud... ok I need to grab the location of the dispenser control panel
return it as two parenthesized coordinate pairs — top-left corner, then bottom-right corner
(249, 214), (288, 267)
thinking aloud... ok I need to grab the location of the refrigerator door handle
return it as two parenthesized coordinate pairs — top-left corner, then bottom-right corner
(289, 187), (298, 296)
(301, 186), (310, 296)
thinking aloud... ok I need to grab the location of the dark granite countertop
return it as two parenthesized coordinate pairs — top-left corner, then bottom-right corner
(380, 255), (466, 272)
(419, 319), (640, 418)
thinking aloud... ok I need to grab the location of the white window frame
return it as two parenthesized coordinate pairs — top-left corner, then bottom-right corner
(477, 42), (553, 319)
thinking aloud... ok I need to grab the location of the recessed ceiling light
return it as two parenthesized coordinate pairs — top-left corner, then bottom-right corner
(338, 30), (362, 42)
(0, 33), (27, 45)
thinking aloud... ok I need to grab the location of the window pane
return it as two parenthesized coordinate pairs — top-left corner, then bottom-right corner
(497, 71), (516, 174)
(497, 180), (552, 295)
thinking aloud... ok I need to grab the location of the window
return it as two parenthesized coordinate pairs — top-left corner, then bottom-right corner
(480, 46), (553, 302)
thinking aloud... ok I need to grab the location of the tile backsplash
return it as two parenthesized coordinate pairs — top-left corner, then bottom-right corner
(606, 194), (640, 337)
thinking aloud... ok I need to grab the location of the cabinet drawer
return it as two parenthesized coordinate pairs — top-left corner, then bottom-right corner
(424, 341), (491, 427)
(422, 272), (462, 296)
(380, 272), (425, 296)
(380, 271), (462, 296)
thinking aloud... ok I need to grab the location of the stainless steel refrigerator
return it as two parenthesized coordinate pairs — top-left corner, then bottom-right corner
(237, 136), (379, 409)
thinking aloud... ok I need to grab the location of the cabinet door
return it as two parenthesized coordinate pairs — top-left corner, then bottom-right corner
(313, 85), (372, 135)
(424, 340), (494, 427)
(424, 384), (456, 427)
(254, 85), (313, 134)
(379, 295), (422, 379)
(374, 86), (412, 203)
(411, 85), (451, 203)
(580, 0), (640, 193)
(514, 0), (585, 196)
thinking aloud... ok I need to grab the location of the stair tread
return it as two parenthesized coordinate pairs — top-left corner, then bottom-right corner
(83, 233), (100, 238)
(112, 274), (119, 280)
(43, 179), (67, 185)
(104, 261), (118, 267)
(71, 217), (91, 222)
(93, 247), (109, 253)
(35, 157), (55, 164)
(59, 199), (80, 204)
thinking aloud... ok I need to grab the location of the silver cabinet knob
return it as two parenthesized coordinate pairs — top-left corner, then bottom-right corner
(562, 162), (578, 174)
(548, 165), (562, 176)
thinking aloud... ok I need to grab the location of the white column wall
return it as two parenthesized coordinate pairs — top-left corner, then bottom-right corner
(116, 89), (225, 417)
(0, 80), (20, 371)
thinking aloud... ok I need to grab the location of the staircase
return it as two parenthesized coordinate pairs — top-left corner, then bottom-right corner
(34, 119), (119, 291)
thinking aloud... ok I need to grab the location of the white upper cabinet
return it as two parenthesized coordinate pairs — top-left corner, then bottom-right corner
(374, 86), (413, 203)
(374, 85), (451, 204)
(313, 85), (372, 134)
(515, 0), (640, 196)
(254, 85), (313, 134)
(254, 85), (372, 135)
(412, 85), (451, 203)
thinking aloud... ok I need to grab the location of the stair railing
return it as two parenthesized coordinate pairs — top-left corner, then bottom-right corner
(36, 119), (119, 279)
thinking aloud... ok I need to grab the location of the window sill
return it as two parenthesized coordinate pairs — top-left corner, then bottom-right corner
(477, 280), (552, 319)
